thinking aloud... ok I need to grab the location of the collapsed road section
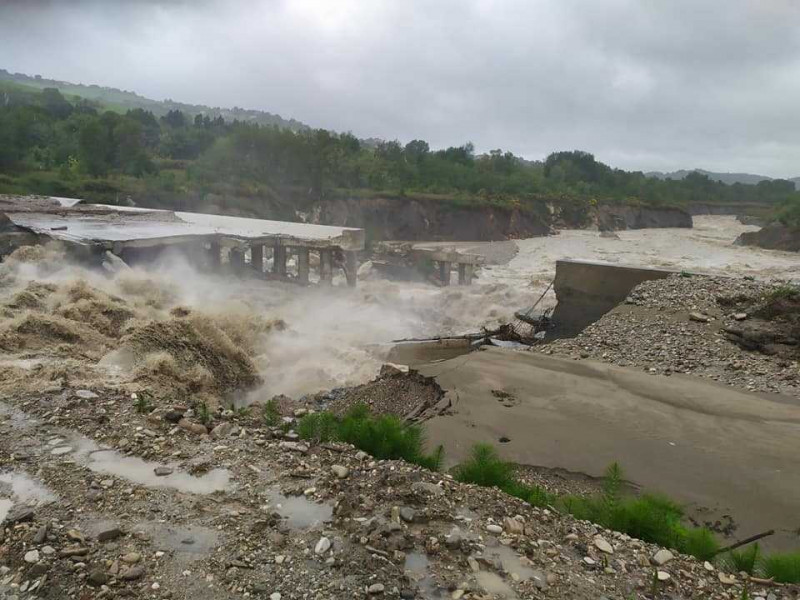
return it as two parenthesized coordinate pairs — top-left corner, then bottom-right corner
(0, 195), (365, 286)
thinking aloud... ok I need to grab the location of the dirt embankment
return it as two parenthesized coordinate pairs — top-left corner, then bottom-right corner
(307, 196), (696, 240)
(736, 223), (800, 252)
(309, 196), (554, 241)
(595, 204), (692, 231)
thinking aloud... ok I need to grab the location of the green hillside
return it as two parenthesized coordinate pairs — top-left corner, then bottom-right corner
(0, 69), (308, 131)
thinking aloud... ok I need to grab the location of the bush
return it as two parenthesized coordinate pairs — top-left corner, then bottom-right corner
(681, 527), (721, 562)
(723, 543), (762, 576)
(554, 463), (721, 560)
(296, 404), (444, 470)
(262, 398), (280, 427)
(453, 444), (517, 490)
(763, 551), (800, 583)
(453, 444), (554, 506)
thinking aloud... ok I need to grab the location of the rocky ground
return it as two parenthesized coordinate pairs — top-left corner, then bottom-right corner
(544, 274), (800, 398)
(2, 384), (796, 600)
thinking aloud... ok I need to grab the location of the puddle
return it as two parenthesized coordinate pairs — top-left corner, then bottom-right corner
(404, 552), (442, 599)
(134, 522), (219, 562)
(0, 471), (57, 523)
(482, 544), (541, 583)
(475, 571), (517, 598)
(85, 449), (230, 495)
(266, 489), (332, 530)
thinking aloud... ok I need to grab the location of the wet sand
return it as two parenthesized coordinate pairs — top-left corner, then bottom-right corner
(420, 347), (800, 550)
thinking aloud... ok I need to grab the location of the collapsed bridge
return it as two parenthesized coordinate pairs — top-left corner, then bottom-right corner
(0, 195), (366, 286)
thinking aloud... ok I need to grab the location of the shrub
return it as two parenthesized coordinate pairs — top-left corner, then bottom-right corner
(723, 543), (761, 576)
(297, 411), (339, 444)
(453, 444), (516, 490)
(763, 551), (800, 583)
(453, 444), (553, 505)
(262, 398), (280, 426)
(296, 404), (444, 470)
(681, 527), (721, 562)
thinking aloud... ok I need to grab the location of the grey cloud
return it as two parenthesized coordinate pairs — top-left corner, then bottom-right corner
(1, 0), (799, 176)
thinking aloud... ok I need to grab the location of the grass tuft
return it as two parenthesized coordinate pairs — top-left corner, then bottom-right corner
(763, 551), (800, 583)
(723, 543), (761, 575)
(296, 404), (444, 470)
(681, 527), (721, 562)
(262, 398), (280, 426)
(453, 444), (554, 506)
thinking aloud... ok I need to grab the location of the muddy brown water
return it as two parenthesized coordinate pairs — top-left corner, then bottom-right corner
(420, 347), (800, 551)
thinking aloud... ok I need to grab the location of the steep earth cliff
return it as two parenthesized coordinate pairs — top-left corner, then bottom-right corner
(595, 204), (692, 231)
(735, 223), (800, 252)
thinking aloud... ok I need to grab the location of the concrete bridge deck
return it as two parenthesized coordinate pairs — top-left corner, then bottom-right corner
(2, 195), (365, 286)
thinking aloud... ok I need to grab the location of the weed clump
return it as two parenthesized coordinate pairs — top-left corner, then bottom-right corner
(723, 543), (762, 576)
(453, 443), (555, 507)
(763, 551), (800, 583)
(297, 404), (444, 470)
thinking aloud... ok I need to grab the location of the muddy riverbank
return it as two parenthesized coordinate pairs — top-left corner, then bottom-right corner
(419, 347), (800, 552)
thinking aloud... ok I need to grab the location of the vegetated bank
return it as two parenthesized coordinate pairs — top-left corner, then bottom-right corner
(3, 80), (798, 241)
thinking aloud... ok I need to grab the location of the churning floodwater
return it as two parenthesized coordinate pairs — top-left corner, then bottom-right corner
(0, 216), (796, 401)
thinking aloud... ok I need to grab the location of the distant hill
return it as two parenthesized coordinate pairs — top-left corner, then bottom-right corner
(0, 68), (308, 131)
(647, 168), (800, 189)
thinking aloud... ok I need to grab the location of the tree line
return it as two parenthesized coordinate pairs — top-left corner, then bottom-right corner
(1, 85), (798, 220)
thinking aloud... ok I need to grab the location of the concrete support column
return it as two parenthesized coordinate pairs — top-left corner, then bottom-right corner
(344, 251), (358, 288)
(458, 263), (473, 285)
(251, 244), (264, 273)
(209, 240), (221, 270)
(439, 260), (452, 286)
(297, 247), (310, 285)
(319, 249), (333, 285)
(273, 245), (287, 277)
(229, 248), (244, 273)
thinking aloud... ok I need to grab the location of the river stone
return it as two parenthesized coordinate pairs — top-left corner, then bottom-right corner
(657, 571), (671, 582)
(411, 482), (444, 496)
(399, 507), (415, 523)
(652, 549), (674, 565)
(87, 570), (108, 587)
(75, 389), (99, 399)
(211, 422), (234, 439)
(153, 466), (173, 477)
(24, 550), (39, 564)
(368, 583), (385, 594)
(121, 565), (145, 580)
(486, 524), (502, 534)
(315, 537), (331, 555)
(51, 446), (73, 456)
(331, 465), (349, 479)
(594, 536), (614, 555)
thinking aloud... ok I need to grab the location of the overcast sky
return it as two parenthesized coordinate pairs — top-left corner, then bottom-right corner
(2, 0), (800, 176)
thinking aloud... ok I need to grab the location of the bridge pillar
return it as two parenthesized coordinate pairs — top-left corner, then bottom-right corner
(458, 263), (473, 285)
(319, 249), (333, 285)
(273, 245), (287, 277)
(344, 251), (358, 287)
(229, 248), (244, 273)
(209, 240), (221, 270)
(251, 244), (264, 273)
(439, 261), (452, 286)
(297, 247), (310, 285)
